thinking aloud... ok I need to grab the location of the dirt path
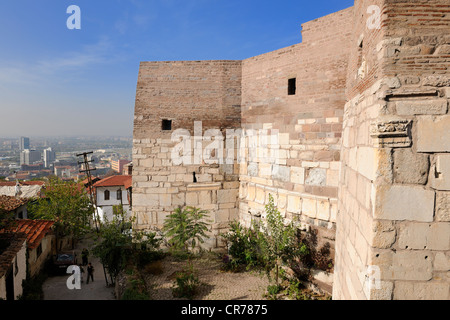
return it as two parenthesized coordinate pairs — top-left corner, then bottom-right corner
(143, 254), (270, 300)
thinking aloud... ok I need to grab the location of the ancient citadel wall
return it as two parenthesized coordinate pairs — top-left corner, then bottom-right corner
(132, 60), (242, 248)
(132, 0), (449, 299)
(333, 0), (450, 300)
(239, 7), (354, 289)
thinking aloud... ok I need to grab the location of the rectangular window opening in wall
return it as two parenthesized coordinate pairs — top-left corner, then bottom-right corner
(288, 78), (296, 95)
(162, 119), (172, 131)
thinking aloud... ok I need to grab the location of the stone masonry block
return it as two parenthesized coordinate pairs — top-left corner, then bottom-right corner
(287, 195), (301, 214)
(436, 192), (450, 222)
(398, 223), (450, 250)
(392, 251), (433, 281)
(217, 189), (238, 204)
(396, 99), (448, 116)
(159, 194), (172, 207)
(290, 166), (305, 184)
(186, 192), (198, 206)
(375, 185), (435, 222)
(431, 154), (450, 191)
(302, 198), (317, 218)
(272, 165), (290, 182)
(417, 116), (450, 152)
(372, 220), (396, 249)
(393, 149), (429, 185)
(316, 200), (330, 221)
(394, 282), (449, 300)
(305, 168), (326, 186)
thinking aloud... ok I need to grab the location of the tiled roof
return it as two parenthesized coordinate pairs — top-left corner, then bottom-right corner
(93, 175), (132, 189)
(0, 220), (54, 249)
(0, 195), (29, 212)
(0, 233), (27, 278)
(0, 181), (45, 187)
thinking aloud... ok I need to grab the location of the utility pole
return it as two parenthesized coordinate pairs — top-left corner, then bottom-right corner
(77, 151), (100, 232)
(77, 151), (109, 287)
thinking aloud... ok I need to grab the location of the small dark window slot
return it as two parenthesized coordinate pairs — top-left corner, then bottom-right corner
(193, 172), (197, 183)
(288, 78), (296, 95)
(162, 119), (172, 131)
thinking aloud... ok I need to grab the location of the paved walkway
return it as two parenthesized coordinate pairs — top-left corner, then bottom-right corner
(42, 235), (115, 300)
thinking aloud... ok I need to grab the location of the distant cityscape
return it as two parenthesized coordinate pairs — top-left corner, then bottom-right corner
(0, 136), (133, 181)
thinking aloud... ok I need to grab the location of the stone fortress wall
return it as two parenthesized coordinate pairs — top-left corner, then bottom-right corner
(132, 0), (449, 299)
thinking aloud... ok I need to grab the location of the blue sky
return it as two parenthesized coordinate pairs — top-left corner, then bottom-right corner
(0, 0), (354, 137)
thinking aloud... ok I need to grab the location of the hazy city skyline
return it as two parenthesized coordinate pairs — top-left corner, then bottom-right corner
(0, 0), (353, 138)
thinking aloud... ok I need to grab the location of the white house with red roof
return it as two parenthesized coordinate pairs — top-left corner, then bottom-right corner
(92, 175), (132, 222)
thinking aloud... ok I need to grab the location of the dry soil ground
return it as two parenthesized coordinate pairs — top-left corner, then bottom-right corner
(142, 254), (270, 300)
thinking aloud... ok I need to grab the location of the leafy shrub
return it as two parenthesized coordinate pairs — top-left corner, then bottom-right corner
(221, 221), (262, 271)
(92, 205), (161, 284)
(256, 194), (306, 285)
(121, 277), (150, 300)
(172, 262), (200, 299)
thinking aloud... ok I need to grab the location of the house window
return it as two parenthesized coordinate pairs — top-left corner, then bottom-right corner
(288, 78), (296, 95)
(104, 190), (110, 201)
(117, 190), (122, 200)
(162, 119), (172, 131)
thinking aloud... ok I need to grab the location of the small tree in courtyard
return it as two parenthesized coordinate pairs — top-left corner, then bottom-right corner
(257, 194), (306, 286)
(92, 204), (161, 284)
(163, 206), (210, 253)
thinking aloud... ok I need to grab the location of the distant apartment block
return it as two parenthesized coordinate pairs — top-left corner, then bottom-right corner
(19, 149), (41, 165)
(19, 137), (30, 151)
(54, 165), (72, 178)
(43, 147), (56, 168)
(111, 159), (131, 174)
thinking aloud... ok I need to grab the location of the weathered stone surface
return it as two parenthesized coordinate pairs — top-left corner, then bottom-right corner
(417, 116), (450, 152)
(393, 149), (429, 185)
(372, 220), (396, 249)
(422, 75), (450, 87)
(394, 282), (449, 300)
(392, 251), (433, 281)
(436, 192), (450, 222)
(305, 168), (327, 186)
(316, 200), (330, 221)
(430, 154), (450, 191)
(287, 195), (301, 214)
(398, 223), (450, 250)
(302, 198), (317, 218)
(217, 189), (238, 204)
(396, 99), (448, 115)
(271, 165), (290, 182)
(375, 185), (435, 222)
(247, 162), (258, 177)
(434, 252), (450, 271)
(290, 166), (305, 184)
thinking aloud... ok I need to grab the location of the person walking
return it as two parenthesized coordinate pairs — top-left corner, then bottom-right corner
(86, 262), (94, 284)
(81, 248), (89, 266)
(79, 264), (85, 283)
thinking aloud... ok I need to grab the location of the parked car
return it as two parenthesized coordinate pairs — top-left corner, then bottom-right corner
(52, 251), (77, 273)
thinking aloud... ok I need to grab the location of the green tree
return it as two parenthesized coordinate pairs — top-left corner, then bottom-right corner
(257, 194), (304, 286)
(92, 204), (160, 284)
(28, 177), (92, 249)
(163, 206), (210, 252)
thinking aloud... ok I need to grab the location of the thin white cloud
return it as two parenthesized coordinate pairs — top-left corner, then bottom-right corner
(0, 37), (114, 88)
